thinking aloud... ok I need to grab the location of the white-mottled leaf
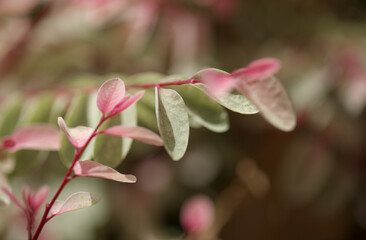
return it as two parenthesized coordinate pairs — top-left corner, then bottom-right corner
(236, 76), (296, 131)
(50, 192), (99, 216)
(155, 88), (189, 160)
(74, 160), (136, 183)
(170, 84), (229, 133)
(194, 84), (259, 114)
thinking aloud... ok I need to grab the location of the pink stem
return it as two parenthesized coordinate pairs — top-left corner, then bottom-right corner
(31, 116), (107, 240)
(126, 78), (201, 89)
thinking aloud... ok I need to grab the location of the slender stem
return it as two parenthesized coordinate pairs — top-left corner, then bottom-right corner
(126, 78), (201, 89)
(31, 116), (106, 240)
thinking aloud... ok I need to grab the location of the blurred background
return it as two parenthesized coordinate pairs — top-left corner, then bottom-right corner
(1, 0), (366, 239)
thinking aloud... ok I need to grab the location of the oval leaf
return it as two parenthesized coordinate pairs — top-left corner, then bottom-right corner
(74, 160), (136, 183)
(194, 84), (259, 114)
(4, 124), (60, 152)
(50, 192), (100, 216)
(171, 84), (229, 133)
(232, 58), (281, 81)
(93, 114), (122, 168)
(97, 78), (125, 115)
(156, 88), (189, 160)
(236, 76), (296, 131)
(0, 94), (23, 137)
(101, 125), (163, 146)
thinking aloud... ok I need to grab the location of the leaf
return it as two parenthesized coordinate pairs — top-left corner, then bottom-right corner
(194, 83), (259, 115)
(4, 124), (60, 152)
(93, 102), (137, 167)
(0, 94), (23, 137)
(96, 78), (125, 115)
(101, 125), (163, 146)
(93, 114), (122, 168)
(58, 117), (94, 149)
(50, 192), (100, 216)
(137, 89), (158, 131)
(236, 76), (296, 131)
(74, 160), (136, 183)
(170, 84), (229, 133)
(232, 58), (281, 81)
(121, 104), (137, 159)
(0, 172), (10, 207)
(215, 90), (259, 114)
(198, 69), (236, 97)
(59, 94), (89, 166)
(21, 94), (54, 124)
(156, 88), (189, 160)
(111, 91), (144, 116)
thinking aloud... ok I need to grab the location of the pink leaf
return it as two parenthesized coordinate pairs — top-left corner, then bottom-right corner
(235, 76), (296, 131)
(111, 91), (145, 115)
(50, 192), (99, 216)
(30, 186), (49, 211)
(96, 78), (126, 115)
(74, 160), (136, 183)
(58, 117), (94, 149)
(101, 125), (163, 146)
(3, 125), (61, 153)
(200, 69), (236, 97)
(232, 58), (281, 81)
(180, 195), (215, 233)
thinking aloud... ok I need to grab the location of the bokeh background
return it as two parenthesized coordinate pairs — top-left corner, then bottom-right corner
(1, 0), (366, 239)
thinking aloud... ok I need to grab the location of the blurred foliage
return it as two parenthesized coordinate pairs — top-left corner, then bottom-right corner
(1, 0), (366, 239)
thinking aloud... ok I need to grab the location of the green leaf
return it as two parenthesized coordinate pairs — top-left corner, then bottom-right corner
(0, 95), (23, 137)
(137, 89), (158, 131)
(194, 84), (259, 114)
(93, 105), (137, 167)
(121, 104), (137, 159)
(14, 94), (55, 173)
(59, 94), (89, 167)
(22, 94), (55, 124)
(156, 88), (189, 161)
(170, 84), (229, 133)
(93, 115), (122, 168)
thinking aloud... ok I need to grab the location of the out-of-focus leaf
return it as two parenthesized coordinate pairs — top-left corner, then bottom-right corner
(0, 172), (10, 207)
(121, 104), (137, 159)
(93, 115), (122, 168)
(232, 58), (281, 81)
(48, 97), (68, 126)
(21, 94), (54, 124)
(74, 160), (136, 183)
(137, 89), (158, 130)
(236, 76), (296, 131)
(155, 88), (189, 161)
(59, 94), (89, 167)
(5, 125), (60, 152)
(171, 84), (229, 133)
(194, 84), (259, 114)
(97, 78), (125, 115)
(50, 192), (99, 216)
(0, 95), (23, 137)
